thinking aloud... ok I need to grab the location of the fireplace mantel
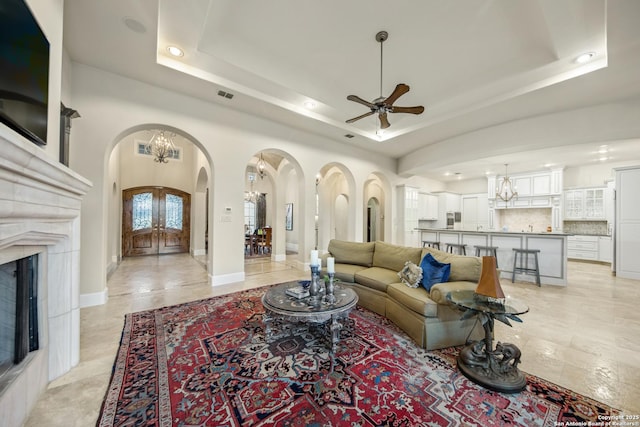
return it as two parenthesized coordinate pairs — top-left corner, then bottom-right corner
(0, 128), (92, 425)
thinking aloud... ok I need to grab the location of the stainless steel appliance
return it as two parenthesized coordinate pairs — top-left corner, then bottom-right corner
(446, 212), (455, 229)
(446, 211), (462, 229)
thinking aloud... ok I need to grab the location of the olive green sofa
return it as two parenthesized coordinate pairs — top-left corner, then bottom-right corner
(322, 239), (484, 350)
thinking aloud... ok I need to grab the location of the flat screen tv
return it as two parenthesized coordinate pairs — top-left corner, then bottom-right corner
(0, 0), (49, 146)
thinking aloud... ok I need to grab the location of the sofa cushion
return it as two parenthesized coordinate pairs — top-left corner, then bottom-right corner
(328, 239), (375, 267)
(373, 241), (422, 272)
(421, 247), (482, 282)
(420, 253), (451, 291)
(332, 263), (368, 283)
(387, 283), (439, 317)
(354, 267), (400, 292)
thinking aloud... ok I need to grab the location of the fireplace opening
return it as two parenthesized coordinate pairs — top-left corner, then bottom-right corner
(0, 255), (39, 379)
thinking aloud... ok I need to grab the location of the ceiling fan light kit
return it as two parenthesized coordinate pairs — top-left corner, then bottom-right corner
(346, 31), (424, 130)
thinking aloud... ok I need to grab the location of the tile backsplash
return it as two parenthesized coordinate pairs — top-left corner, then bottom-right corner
(496, 208), (552, 233)
(563, 220), (610, 235)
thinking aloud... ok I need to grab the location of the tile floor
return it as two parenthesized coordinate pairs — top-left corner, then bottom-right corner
(23, 254), (640, 425)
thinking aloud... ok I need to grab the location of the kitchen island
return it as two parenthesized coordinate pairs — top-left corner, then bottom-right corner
(417, 229), (568, 286)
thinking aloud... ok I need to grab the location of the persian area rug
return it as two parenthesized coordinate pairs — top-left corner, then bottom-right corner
(97, 286), (619, 426)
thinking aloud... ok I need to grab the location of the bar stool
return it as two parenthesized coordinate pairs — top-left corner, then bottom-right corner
(512, 248), (541, 286)
(422, 240), (440, 250)
(445, 243), (467, 255)
(474, 245), (499, 267)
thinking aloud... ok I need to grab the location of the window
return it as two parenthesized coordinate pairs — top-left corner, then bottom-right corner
(135, 140), (181, 160)
(244, 200), (256, 234)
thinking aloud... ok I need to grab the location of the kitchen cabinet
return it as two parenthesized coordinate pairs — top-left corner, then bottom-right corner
(567, 235), (598, 261)
(564, 187), (605, 220)
(598, 236), (612, 263)
(461, 193), (488, 230)
(418, 192), (438, 220)
(434, 191), (461, 228)
(489, 169), (562, 209)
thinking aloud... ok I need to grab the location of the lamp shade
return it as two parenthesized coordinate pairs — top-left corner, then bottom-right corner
(475, 256), (505, 299)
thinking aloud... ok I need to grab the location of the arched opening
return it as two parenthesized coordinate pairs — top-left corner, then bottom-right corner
(105, 125), (213, 277)
(244, 150), (306, 268)
(367, 197), (380, 242)
(317, 163), (357, 248)
(334, 194), (349, 240)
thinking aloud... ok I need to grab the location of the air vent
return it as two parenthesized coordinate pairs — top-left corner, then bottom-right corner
(344, 134), (354, 138)
(217, 90), (234, 99)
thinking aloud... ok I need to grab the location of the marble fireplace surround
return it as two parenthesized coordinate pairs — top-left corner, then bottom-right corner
(0, 129), (91, 426)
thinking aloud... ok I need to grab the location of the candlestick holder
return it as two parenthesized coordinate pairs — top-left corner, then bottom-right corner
(324, 272), (336, 304)
(309, 264), (321, 305)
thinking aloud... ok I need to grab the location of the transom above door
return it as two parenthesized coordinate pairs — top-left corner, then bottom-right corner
(122, 186), (191, 256)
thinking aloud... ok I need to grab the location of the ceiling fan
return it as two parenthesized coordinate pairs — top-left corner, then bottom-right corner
(346, 31), (424, 130)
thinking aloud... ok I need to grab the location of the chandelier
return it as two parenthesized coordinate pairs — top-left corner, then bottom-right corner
(146, 130), (176, 163)
(496, 164), (518, 202)
(244, 172), (261, 203)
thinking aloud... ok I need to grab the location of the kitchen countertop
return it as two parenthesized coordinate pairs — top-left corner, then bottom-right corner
(415, 228), (571, 236)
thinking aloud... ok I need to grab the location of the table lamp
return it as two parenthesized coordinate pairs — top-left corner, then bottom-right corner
(475, 256), (505, 303)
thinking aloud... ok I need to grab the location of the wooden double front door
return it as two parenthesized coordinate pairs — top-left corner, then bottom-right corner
(123, 186), (191, 256)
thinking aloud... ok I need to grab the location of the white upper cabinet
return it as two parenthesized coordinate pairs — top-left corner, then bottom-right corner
(489, 169), (561, 207)
(418, 192), (439, 220)
(564, 187), (605, 220)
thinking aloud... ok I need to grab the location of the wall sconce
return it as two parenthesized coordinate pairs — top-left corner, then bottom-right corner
(256, 153), (266, 179)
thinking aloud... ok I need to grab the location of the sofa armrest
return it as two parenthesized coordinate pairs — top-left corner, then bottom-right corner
(429, 281), (478, 304)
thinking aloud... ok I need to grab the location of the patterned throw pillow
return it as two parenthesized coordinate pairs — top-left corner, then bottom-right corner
(398, 261), (423, 288)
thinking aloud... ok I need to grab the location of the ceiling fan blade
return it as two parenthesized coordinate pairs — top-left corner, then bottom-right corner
(379, 112), (390, 129)
(346, 111), (374, 123)
(347, 95), (375, 109)
(384, 83), (410, 106)
(391, 105), (425, 115)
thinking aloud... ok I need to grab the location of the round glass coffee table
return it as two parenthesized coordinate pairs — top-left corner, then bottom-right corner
(447, 289), (529, 393)
(262, 281), (358, 352)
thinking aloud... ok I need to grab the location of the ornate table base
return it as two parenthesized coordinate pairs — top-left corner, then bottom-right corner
(263, 310), (351, 352)
(261, 282), (358, 353)
(457, 339), (526, 393)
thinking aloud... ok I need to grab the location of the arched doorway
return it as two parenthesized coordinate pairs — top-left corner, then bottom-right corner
(367, 197), (380, 242)
(122, 186), (191, 256)
(334, 194), (349, 240)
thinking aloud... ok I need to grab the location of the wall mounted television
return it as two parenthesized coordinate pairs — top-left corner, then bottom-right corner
(0, 0), (50, 146)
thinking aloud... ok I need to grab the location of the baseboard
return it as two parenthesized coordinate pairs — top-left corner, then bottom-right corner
(273, 253), (286, 262)
(80, 287), (108, 307)
(192, 248), (206, 256)
(211, 272), (244, 286)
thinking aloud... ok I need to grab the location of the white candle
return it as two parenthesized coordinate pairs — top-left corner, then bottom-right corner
(310, 250), (318, 266)
(327, 257), (335, 273)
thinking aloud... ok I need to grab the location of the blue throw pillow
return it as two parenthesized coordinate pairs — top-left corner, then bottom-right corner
(420, 253), (451, 291)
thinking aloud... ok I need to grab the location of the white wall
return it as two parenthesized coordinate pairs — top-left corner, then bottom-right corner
(69, 63), (399, 298)
(563, 160), (639, 188)
(118, 134), (196, 192)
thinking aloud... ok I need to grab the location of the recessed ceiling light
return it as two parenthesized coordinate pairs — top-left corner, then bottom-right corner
(575, 52), (595, 64)
(444, 172), (451, 177)
(598, 156), (609, 162)
(303, 101), (316, 109)
(544, 163), (554, 167)
(167, 46), (184, 57)
(123, 17), (146, 34)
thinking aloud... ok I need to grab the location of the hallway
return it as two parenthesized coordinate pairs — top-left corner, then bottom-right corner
(24, 255), (640, 425)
